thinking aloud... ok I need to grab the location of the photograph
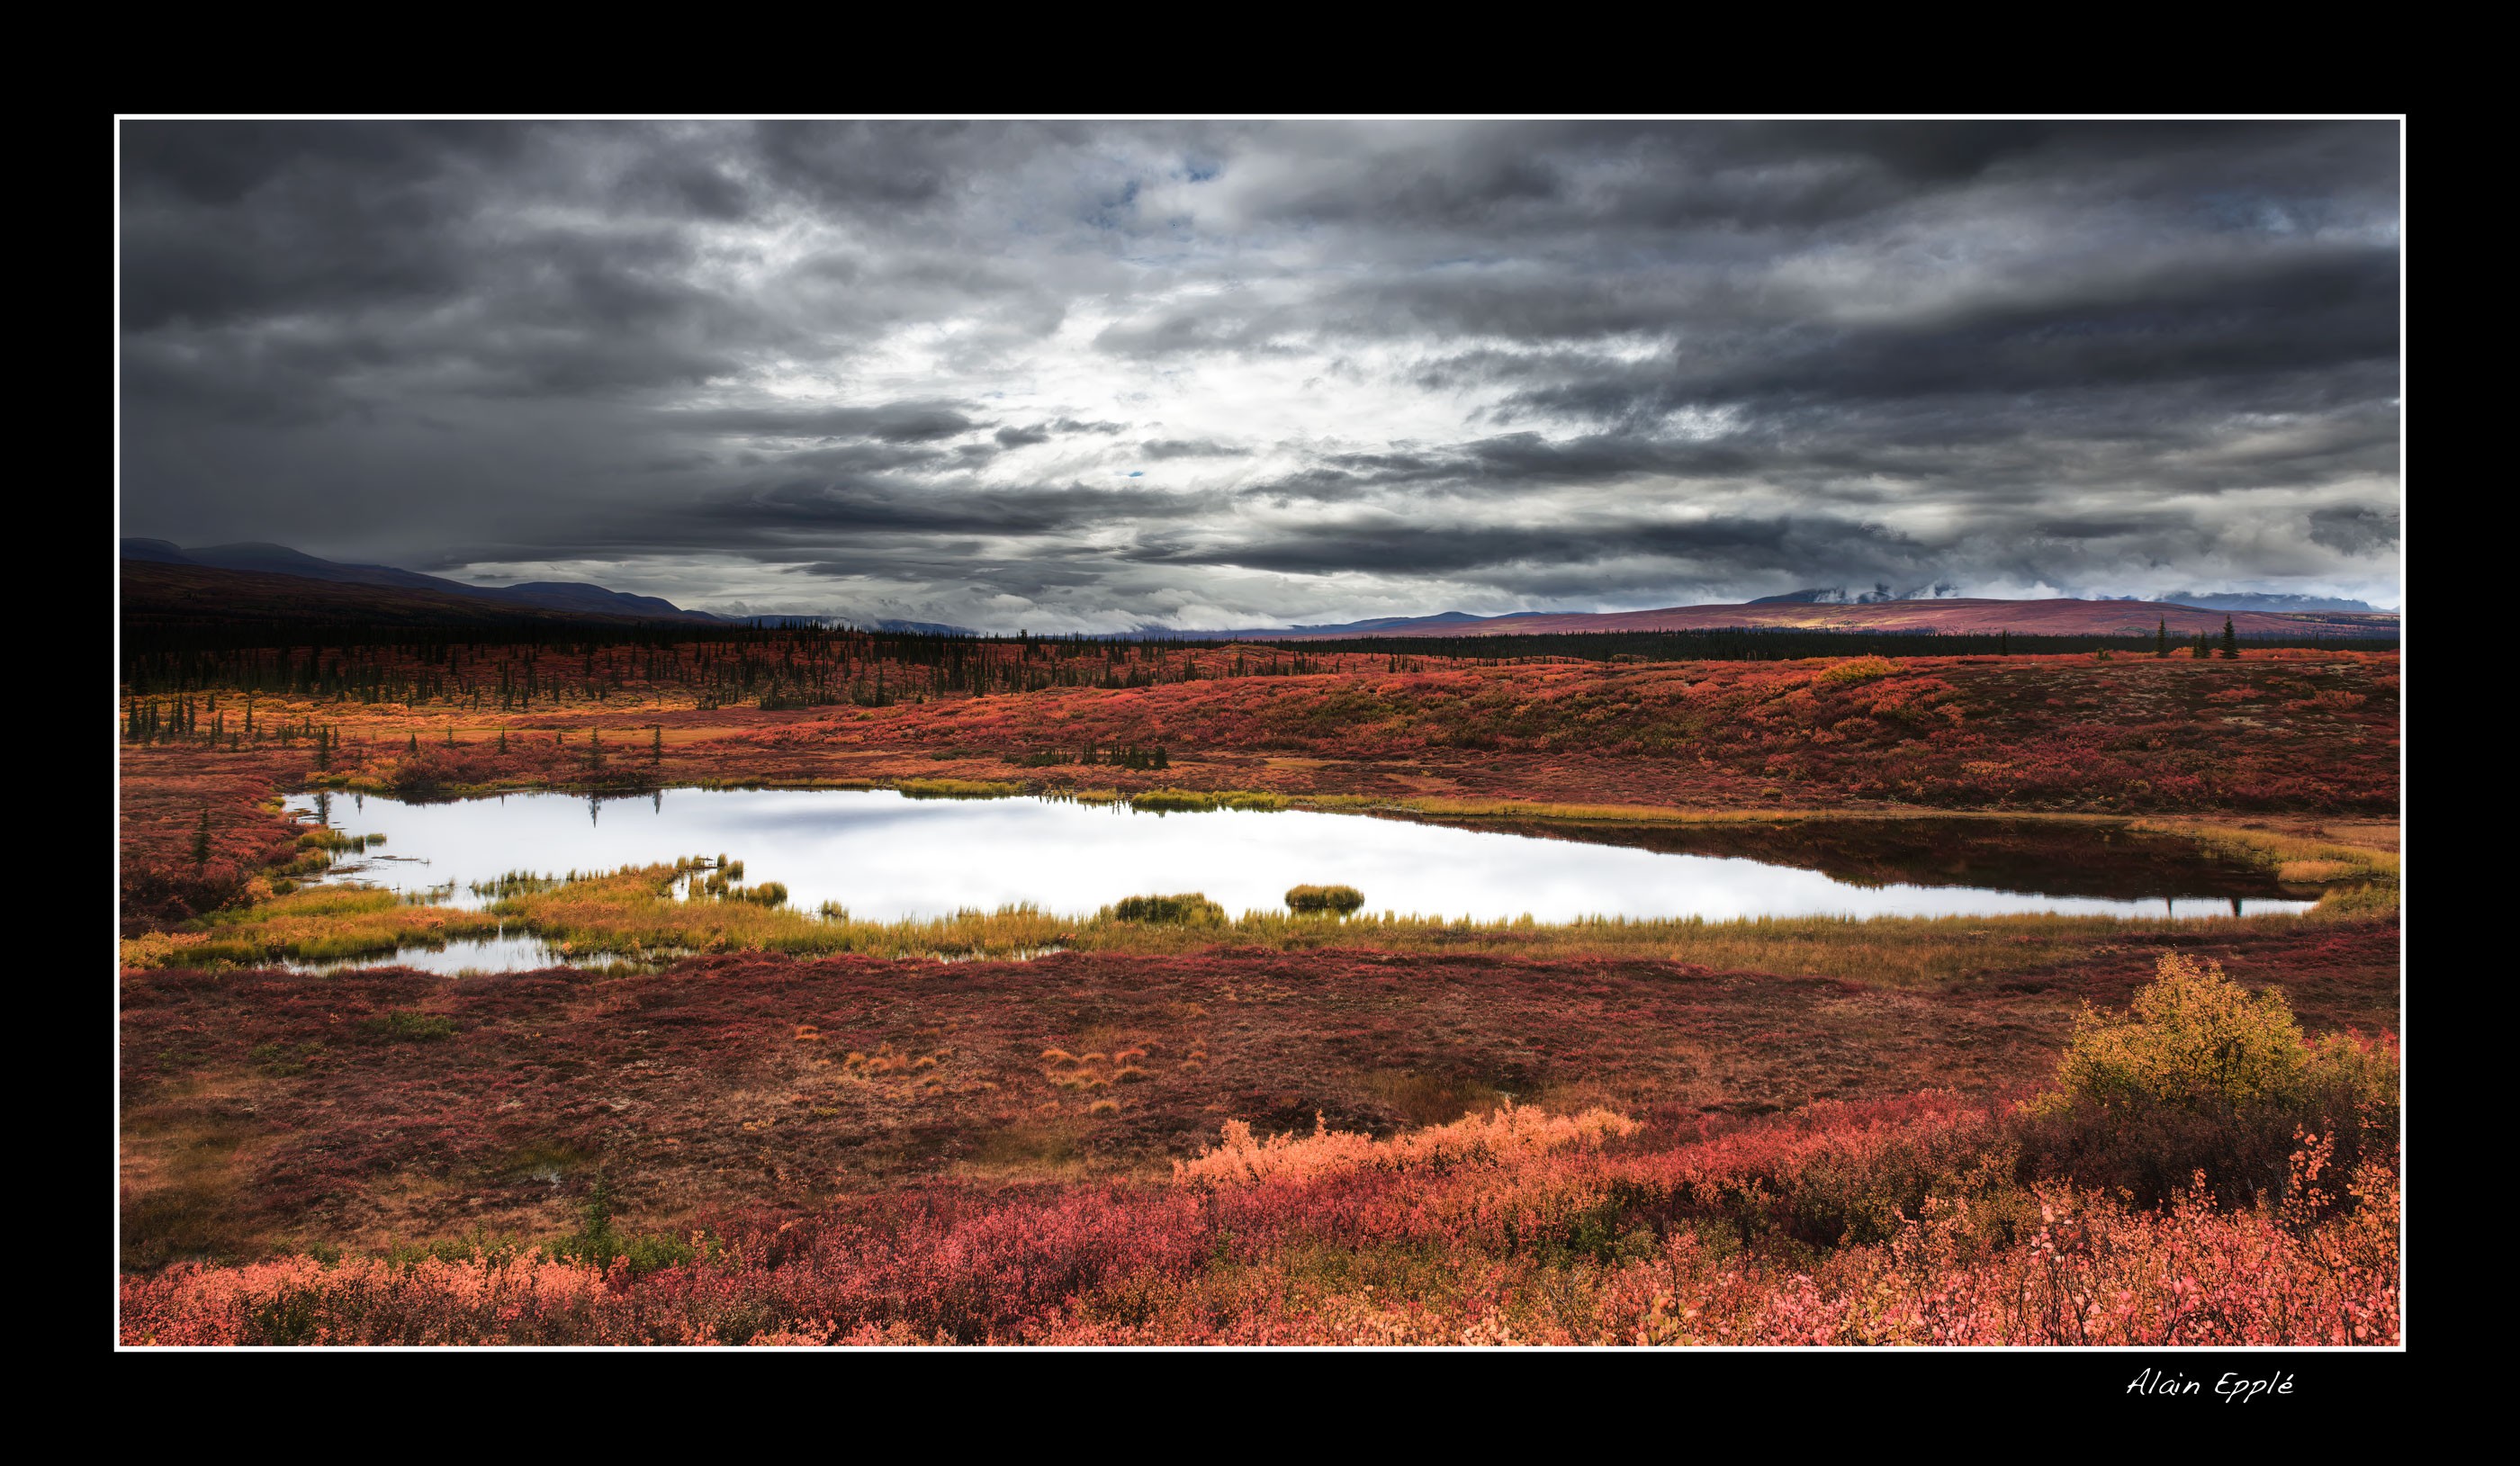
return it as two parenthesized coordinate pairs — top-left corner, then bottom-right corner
(114, 116), (2405, 1363)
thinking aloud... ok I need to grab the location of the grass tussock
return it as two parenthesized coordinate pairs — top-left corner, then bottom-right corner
(1285, 884), (1367, 914)
(1102, 893), (1229, 926)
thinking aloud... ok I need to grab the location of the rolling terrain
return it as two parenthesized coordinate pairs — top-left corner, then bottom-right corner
(114, 612), (2403, 1347)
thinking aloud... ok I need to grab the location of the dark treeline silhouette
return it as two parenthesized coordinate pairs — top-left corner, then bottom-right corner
(119, 614), (2400, 717)
(122, 617), (1309, 706)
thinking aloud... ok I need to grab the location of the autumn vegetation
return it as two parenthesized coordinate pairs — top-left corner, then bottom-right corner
(120, 950), (2396, 1345)
(116, 616), (2402, 1345)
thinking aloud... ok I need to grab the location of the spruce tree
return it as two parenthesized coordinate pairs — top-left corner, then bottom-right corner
(2219, 616), (2240, 660)
(407, 732), (419, 754)
(2156, 618), (2170, 657)
(192, 808), (212, 866)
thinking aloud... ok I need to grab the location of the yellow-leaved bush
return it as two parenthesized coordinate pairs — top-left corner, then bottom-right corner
(2038, 952), (2397, 1116)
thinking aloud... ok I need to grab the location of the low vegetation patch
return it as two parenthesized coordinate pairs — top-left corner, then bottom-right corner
(1814, 656), (1900, 686)
(1284, 883), (1366, 914)
(1103, 893), (1228, 926)
(357, 1010), (456, 1043)
(2018, 952), (2398, 1208)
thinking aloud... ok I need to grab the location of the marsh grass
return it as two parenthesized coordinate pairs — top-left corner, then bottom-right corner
(1094, 905), (2382, 988)
(1127, 788), (1289, 813)
(489, 866), (1072, 960)
(139, 855), (2376, 986)
(2126, 818), (2399, 914)
(716, 888), (2332, 984)
(127, 886), (502, 967)
(897, 778), (1023, 800)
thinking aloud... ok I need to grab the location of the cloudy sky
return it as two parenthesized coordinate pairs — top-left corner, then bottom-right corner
(119, 120), (2402, 629)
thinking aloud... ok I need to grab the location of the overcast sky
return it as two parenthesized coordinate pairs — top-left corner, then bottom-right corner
(120, 120), (2402, 629)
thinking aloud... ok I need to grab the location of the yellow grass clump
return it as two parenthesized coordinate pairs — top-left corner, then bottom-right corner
(1175, 1102), (1639, 1189)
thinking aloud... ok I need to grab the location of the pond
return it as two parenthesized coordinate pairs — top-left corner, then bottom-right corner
(279, 787), (2319, 972)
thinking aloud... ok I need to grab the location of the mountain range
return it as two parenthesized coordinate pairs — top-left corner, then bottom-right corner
(118, 539), (2399, 642)
(121, 540), (720, 623)
(1146, 598), (2398, 642)
(1742, 587), (2386, 614)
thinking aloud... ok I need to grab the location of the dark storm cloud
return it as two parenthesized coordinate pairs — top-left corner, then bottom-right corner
(671, 402), (981, 443)
(2307, 505), (2401, 555)
(1130, 514), (1918, 578)
(120, 119), (2402, 629)
(711, 480), (1219, 537)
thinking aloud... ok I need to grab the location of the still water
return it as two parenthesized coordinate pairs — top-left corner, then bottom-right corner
(282, 788), (2315, 969)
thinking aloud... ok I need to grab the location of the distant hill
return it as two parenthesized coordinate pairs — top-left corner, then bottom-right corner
(120, 539), (720, 624)
(121, 560), (716, 629)
(120, 537), (195, 564)
(1173, 598), (2398, 642)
